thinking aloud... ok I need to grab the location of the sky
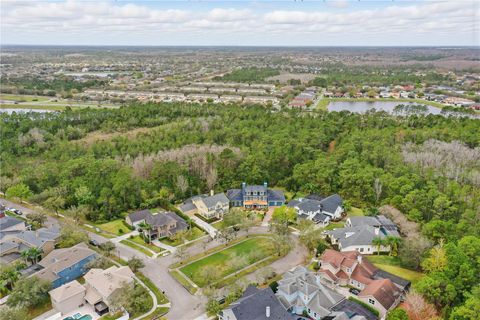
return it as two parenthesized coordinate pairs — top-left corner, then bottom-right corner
(1, 0), (479, 46)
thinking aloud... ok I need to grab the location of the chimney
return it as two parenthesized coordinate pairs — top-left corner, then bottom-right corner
(210, 190), (214, 197)
(242, 182), (246, 191)
(264, 181), (268, 189)
(266, 306), (270, 318)
(357, 254), (363, 264)
(374, 226), (380, 235)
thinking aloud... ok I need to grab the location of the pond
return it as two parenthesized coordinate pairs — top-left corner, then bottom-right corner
(327, 101), (443, 115)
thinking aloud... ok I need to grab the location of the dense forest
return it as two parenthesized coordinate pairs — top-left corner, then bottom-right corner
(1, 103), (479, 318)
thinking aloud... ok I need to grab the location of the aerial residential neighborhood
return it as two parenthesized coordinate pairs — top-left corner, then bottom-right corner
(1, 1), (479, 320)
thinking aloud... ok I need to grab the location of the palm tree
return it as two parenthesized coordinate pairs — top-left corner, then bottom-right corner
(28, 247), (43, 264)
(139, 222), (153, 243)
(372, 237), (385, 255)
(21, 249), (30, 265)
(3, 268), (20, 289)
(385, 236), (401, 256)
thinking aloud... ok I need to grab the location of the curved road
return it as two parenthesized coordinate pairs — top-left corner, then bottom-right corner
(1, 199), (308, 320)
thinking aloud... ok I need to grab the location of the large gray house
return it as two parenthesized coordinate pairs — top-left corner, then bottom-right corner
(325, 215), (400, 254)
(287, 194), (344, 226)
(219, 285), (294, 320)
(125, 210), (188, 239)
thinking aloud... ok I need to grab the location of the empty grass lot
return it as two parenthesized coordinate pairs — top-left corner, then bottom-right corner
(179, 237), (273, 287)
(96, 219), (132, 235)
(367, 255), (424, 284)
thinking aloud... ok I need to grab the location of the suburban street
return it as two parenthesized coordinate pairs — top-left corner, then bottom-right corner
(1, 198), (309, 320)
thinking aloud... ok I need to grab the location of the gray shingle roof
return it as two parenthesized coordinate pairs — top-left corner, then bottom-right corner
(268, 189), (286, 202)
(226, 285), (294, 320)
(127, 209), (152, 223)
(373, 269), (410, 291)
(202, 193), (229, 208)
(326, 224), (399, 248)
(0, 216), (24, 230)
(277, 266), (344, 316)
(226, 189), (242, 201)
(320, 194), (343, 214)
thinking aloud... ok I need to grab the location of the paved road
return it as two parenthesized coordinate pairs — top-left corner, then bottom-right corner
(1, 199), (308, 320)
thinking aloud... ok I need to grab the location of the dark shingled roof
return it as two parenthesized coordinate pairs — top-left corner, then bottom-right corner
(0, 216), (24, 230)
(268, 189), (286, 202)
(320, 194), (343, 214)
(226, 286), (294, 320)
(127, 209), (152, 223)
(226, 189), (243, 201)
(373, 269), (411, 291)
(331, 299), (378, 320)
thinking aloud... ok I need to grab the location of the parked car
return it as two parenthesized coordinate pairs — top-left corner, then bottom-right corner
(12, 209), (23, 215)
(89, 239), (100, 247)
(349, 288), (360, 295)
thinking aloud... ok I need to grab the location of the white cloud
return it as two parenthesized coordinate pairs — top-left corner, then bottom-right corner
(1, 0), (478, 45)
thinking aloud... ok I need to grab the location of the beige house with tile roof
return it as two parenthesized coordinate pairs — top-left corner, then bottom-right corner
(84, 266), (135, 311)
(49, 280), (86, 314)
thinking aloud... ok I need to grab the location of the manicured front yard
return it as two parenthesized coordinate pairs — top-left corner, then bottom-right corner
(120, 239), (154, 257)
(179, 237), (274, 287)
(96, 219), (132, 235)
(159, 226), (205, 246)
(130, 235), (164, 253)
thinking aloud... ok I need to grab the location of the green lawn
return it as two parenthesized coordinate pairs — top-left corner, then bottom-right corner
(96, 219), (132, 235)
(120, 239), (154, 257)
(179, 237), (273, 287)
(348, 207), (365, 217)
(130, 235), (164, 253)
(211, 220), (225, 230)
(367, 256), (424, 284)
(136, 272), (169, 304)
(159, 226), (205, 246)
(27, 300), (52, 319)
(170, 270), (198, 294)
(0, 94), (51, 102)
(324, 221), (344, 230)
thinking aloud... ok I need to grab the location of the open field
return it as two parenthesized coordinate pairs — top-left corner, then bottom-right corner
(179, 237), (273, 287)
(0, 94), (51, 102)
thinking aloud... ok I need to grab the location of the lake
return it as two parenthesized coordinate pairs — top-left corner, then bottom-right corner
(327, 101), (443, 115)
